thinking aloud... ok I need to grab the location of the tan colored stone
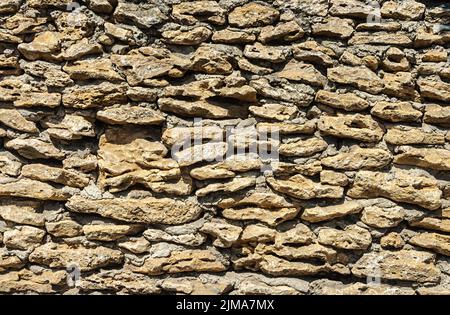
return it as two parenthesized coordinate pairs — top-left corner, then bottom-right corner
(0, 269), (66, 294)
(267, 175), (344, 200)
(381, 0), (426, 20)
(329, 0), (374, 18)
(292, 41), (336, 67)
(361, 206), (405, 228)
(229, 3), (279, 28)
(62, 83), (127, 109)
(409, 233), (450, 257)
(63, 59), (123, 81)
(162, 27), (212, 45)
(383, 71), (420, 101)
(249, 104), (298, 121)
(279, 138), (328, 157)
(0, 109), (38, 133)
(159, 98), (246, 119)
(244, 43), (290, 63)
(0, 178), (74, 201)
(66, 195), (202, 225)
(394, 147), (450, 171)
(3, 226), (45, 250)
(315, 90), (369, 111)
(371, 101), (422, 122)
(318, 114), (384, 142)
(201, 219), (243, 248)
(218, 192), (294, 209)
(172, 1), (226, 25)
(410, 217), (450, 233)
(302, 201), (363, 223)
(256, 244), (336, 263)
(83, 224), (141, 242)
(310, 279), (414, 295)
(320, 170), (348, 186)
(5, 138), (64, 160)
(30, 243), (124, 271)
(113, 2), (167, 28)
(424, 104), (450, 126)
(45, 220), (82, 238)
(0, 152), (21, 177)
(321, 147), (392, 170)
(327, 66), (383, 94)
(190, 45), (233, 74)
(63, 38), (103, 61)
(385, 127), (445, 145)
(97, 106), (165, 125)
(222, 207), (299, 227)
(380, 232), (405, 249)
(240, 225), (276, 243)
(18, 31), (61, 61)
(43, 114), (95, 141)
(130, 249), (227, 275)
(418, 79), (450, 102)
(349, 33), (412, 47)
(318, 225), (371, 250)
(196, 177), (256, 197)
(257, 121), (315, 135)
(348, 170), (442, 210)
(312, 17), (354, 39)
(259, 21), (304, 43)
(0, 200), (44, 227)
(21, 164), (90, 188)
(276, 60), (327, 87)
(173, 142), (228, 167)
(190, 157), (261, 180)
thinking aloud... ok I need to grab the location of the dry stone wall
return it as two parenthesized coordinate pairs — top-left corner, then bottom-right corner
(0, 0), (450, 295)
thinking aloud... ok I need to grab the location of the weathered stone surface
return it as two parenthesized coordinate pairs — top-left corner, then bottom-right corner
(0, 269), (66, 294)
(312, 18), (354, 39)
(310, 279), (415, 295)
(371, 101), (422, 122)
(129, 249), (227, 275)
(162, 27), (212, 45)
(321, 147), (392, 170)
(418, 79), (450, 102)
(113, 2), (167, 28)
(62, 83), (127, 109)
(276, 60), (327, 87)
(63, 59), (123, 81)
(328, 66), (383, 94)
(424, 104), (450, 126)
(190, 157), (261, 180)
(0, 109), (38, 133)
(349, 33), (412, 47)
(5, 138), (64, 160)
(159, 98), (245, 119)
(18, 32), (61, 61)
(97, 106), (165, 125)
(229, 3), (279, 28)
(385, 127), (445, 145)
(43, 114), (95, 141)
(244, 43), (290, 63)
(45, 220), (82, 238)
(318, 114), (384, 142)
(352, 250), (440, 282)
(410, 217), (450, 233)
(0, 200), (45, 227)
(329, 0), (373, 18)
(381, 1), (426, 21)
(315, 90), (369, 111)
(394, 147), (450, 171)
(259, 21), (304, 43)
(361, 206), (405, 228)
(172, 1), (226, 25)
(21, 164), (90, 188)
(410, 233), (450, 256)
(29, 243), (124, 271)
(302, 201), (363, 223)
(249, 104), (298, 121)
(0, 178), (74, 201)
(279, 138), (328, 157)
(83, 224), (141, 242)
(223, 207), (299, 227)
(348, 170), (442, 210)
(267, 175), (344, 200)
(66, 195), (201, 225)
(212, 29), (256, 44)
(380, 232), (405, 249)
(318, 225), (372, 250)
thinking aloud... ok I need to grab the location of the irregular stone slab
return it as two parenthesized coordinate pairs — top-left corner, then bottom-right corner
(348, 170), (442, 210)
(257, 121), (316, 135)
(200, 219), (243, 248)
(0, 109), (38, 133)
(229, 3), (279, 28)
(361, 206), (405, 228)
(394, 147), (450, 171)
(43, 114), (95, 141)
(29, 243), (124, 271)
(349, 33), (412, 47)
(329, 0), (374, 18)
(159, 98), (246, 119)
(240, 224), (276, 243)
(18, 31), (61, 61)
(352, 249), (441, 283)
(318, 114), (384, 142)
(249, 104), (298, 121)
(62, 83), (127, 109)
(97, 106), (165, 125)
(320, 170), (348, 186)
(14, 91), (61, 108)
(62, 38), (103, 61)
(244, 43), (290, 63)
(83, 224), (141, 242)
(409, 233), (450, 257)
(267, 175), (344, 200)
(21, 164), (89, 188)
(45, 220), (82, 238)
(0, 0), (21, 14)
(250, 78), (314, 107)
(279, 138), (328, 157)
(321, 147), (392, 170)
(418, 79), (450, 102)
(0, 200), (45, 227)
(190, 45), (234, 74)
(256, 244), (336, 263)
(66, 195), (202, 225)
(130, 249), (228, 275)
(312, 17), (354, 39)
(371, 101), (422, 122)
(310, 279), (415, 295)
(381, 0), (426, 20)
(315, 90), (369, 111)
(274, 223), (315, 246)
(172, 142), (228, 167)
(328, 66), (383, 94)
(0, 178), (74, 201)
(318, 225), (372, 250)
(196, 177), (256, 197)
(380, 232), (405, 249)
(302, 201), (363, 223)
(385, 127), (445, 145)
(259, 21), (304, 43)
(212, 29), (256, 44)
(162, 26), (212, 45)
(190, 157), (262, 180)
(0, 269), (66, 294)
(3, 226), (45, 250)
(63, 59), (123, 81)
(223, 207), (299, 227)
(0, 151), (22, 176)
(162, 126), (223, 147)
(218, 192), (294, 209)
(383, 71), (420, 101)
(113, 2), (167, 28)
(424, 104), (450, 126)
(80, 270), (160, 294)
(172, 1), (226, 25)
(144, 228), (205, 247)
(4, 138), (64, 160)
(275, 60), (327, 87)
(410, 217), (450, 233)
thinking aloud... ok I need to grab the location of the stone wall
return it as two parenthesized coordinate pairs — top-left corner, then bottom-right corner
(0, 0), (450, 295)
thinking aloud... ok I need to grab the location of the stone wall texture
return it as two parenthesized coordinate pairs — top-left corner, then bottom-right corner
(0, 0), (450, 295)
